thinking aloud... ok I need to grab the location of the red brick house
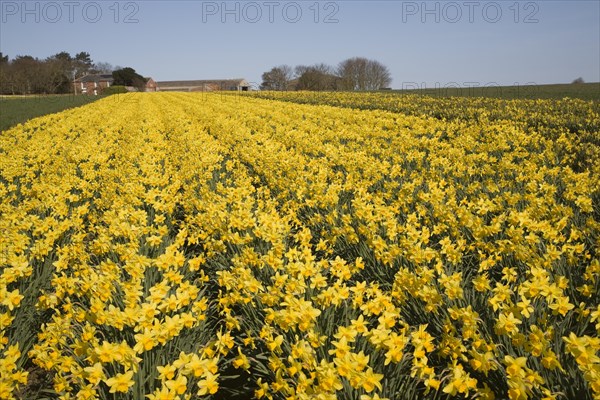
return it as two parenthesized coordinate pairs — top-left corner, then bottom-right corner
(75, 74), (158, 94)
(74, 74), (113, 95)
(145, 78), (158, 92)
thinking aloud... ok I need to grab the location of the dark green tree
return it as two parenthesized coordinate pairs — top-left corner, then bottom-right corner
(52, 51), (72, 62)
(74, 52), (93, 77)
(112, 67), (146, 90)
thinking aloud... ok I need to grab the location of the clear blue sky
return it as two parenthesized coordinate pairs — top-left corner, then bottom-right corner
(1, 0), (599, 88)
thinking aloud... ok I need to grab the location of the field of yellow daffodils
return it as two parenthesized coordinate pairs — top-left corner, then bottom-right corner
(1, 92), (599, 400)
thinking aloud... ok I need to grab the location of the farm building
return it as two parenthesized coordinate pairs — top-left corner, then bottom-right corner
(156, 79), (250, 92)
(74, 74), (113, 95)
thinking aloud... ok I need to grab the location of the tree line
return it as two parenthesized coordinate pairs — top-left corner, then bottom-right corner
(0, 51), (147, 95)
(260, 57), (392, 91)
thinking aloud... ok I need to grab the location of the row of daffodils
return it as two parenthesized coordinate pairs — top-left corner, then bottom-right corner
(0, 92), (599, 399)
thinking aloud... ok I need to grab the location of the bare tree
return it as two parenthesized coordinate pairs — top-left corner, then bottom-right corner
(40, 58), (71, 93)
(295, 63), (339, 91)
(0, 52), (10, 94)
(10, 56), (42, 94)
(45, 52), (75, 93)
(337, 57), (391, 90)
(260, 65), (293, 90)
(92, 62), (115, 74)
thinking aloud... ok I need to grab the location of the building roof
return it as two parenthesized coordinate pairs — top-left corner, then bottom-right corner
(157, 79), (248, 89)
(76, 74), (114, 83)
